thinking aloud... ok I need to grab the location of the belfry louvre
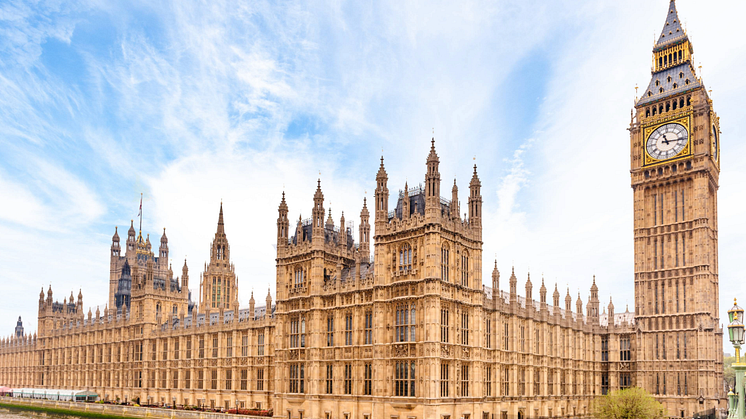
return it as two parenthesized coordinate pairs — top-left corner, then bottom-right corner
(0, 2), (725, 418)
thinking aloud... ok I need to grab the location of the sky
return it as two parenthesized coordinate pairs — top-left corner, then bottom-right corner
(1, 0), (745, 342)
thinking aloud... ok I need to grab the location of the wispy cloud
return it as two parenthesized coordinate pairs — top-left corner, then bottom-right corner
(1, 0), (745, 337)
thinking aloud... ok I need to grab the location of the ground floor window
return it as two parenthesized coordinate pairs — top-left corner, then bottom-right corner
(289, 364), (305, 393)
(395, 361), (415, 396)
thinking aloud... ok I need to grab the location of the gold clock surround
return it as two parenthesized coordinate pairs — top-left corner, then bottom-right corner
(642, 113), (692, 167)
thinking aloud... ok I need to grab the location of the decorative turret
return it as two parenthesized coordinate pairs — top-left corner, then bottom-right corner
(565, 288), (572, 312)
(587, 276), (600, 320)
(181, 259), (189, 290)
(468, 164), (482, 227)
(509, 267), (517, 303)
(277, 192), (289, 247)
(553, 284), (560, 307)
(39, 288), (44, 309)
(312, 180), (325, 240)
(576, 293), (583, 314)
(424, 139), (441, 217)
(14, 317), (23, 337)
(359, 198), (370, 261)
(326, 208), (334, 230)
(159, 228), (168, 260)
(525, 273), (533, 301)
(249, 291), (255, 318)
(375, 156), (389, 225)
(111, 226), (121, 257)
(127, 220), (136, 252)
(491, 261), (499, 295)
(402, 181), (410, 219)
(265, 288), (272, 315)
(339, 212), (347, 247)
(46, 285), (53, 305)
(608, 297), (615, 322)
(450, 179), (459, 220)
(539, 278), (547, 305)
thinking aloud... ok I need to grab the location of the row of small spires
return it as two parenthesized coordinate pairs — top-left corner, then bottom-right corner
(111, 221), (168, 247)
(495, 265), (622, 317)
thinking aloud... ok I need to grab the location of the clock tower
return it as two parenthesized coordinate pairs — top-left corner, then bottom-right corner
(630, 0), (723, 414)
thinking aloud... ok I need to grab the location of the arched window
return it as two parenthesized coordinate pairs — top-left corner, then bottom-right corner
(399, 244), (412, 272)
(441, 245), (450, 282)
(461, 252), (469, 287)
(294, 267), (305, 288)
(395, 303), (416, 342)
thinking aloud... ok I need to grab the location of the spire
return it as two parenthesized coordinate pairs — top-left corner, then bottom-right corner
(112, 226), (120, 242)
(427, 138), (439, 163)
(161, 228), (168, 244)
(217, 202), (225, 234)
(656, 0), (686, 49)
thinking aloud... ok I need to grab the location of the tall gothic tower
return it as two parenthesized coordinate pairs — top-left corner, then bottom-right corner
(630, 0), (722, 414)
(200, 203), (239, 313)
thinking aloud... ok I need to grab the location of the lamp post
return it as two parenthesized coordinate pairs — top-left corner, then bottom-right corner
(728, 299), (745, 419)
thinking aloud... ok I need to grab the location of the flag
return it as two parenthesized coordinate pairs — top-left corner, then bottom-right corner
(138, 195), (142, 218)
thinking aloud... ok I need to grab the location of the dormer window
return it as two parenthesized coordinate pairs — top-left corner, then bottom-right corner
(659, 88), (664, 93)
(667, 76), (672, 83)
(679, 72), (684, 78)
(655, 80), (660, 86)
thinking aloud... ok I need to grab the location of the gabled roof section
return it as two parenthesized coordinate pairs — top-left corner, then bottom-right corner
(637, 63), (700, 106)
(656, 0), (687, 50)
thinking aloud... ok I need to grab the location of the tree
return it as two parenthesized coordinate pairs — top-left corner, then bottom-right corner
(594, 387), (666, 419)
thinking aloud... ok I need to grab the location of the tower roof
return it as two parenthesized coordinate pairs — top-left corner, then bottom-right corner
(427, 138), (439, 164)
(217, 202), (225, 234)
(656, 0), (686, 50)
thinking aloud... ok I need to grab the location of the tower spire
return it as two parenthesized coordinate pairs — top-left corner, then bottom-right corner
(217, 201), (225, 234)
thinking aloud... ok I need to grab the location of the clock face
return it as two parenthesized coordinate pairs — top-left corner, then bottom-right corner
(646, 123), (688, 160)
(712, 125), (718, 161)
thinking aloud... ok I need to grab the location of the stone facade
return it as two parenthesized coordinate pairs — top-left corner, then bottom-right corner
(0, 2), (725, 419)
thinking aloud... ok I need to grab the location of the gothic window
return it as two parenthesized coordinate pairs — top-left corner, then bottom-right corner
(485, 365), (492, 396)
(294, 267), (306, 288)
(326, 364), (333, 394)
(289, 364), (304, 393)
(241, 334), (248, 357)
(620, 373), (631, 389)
(601, 336), (608, 361)
(395, 361), (415, 397)
(364, 311), (373, 344)
(441, 308), (449, 343)
(461, 364), (470, 397)
(257, 332), (265, 356)
(399, 244), (412, 272)
(535, 328), (540, 354)
(345, 313), (353, 345)
(290, 316), (306, 348)
(486, 318), (492, 349)
(212, 335), (219, 358)
(441, 245), (450, 282)
(503, 322), (509, 350)
(461, 253), (469, 287)
(225, 369), (232, 390)
(440, 362), (449, 397)
(326, 315), (334, 346)
(256, 368), (264, 391)
(520, 325), (525, 352)
(501, 366), (510, 396)
(620, 335), (631, 361)
(461, 312), (469, 345)
(344, 364), (353, 394)
(395, 303), (416, 342)
(364, 363), (372, 395)
(534, 368), (541, 396)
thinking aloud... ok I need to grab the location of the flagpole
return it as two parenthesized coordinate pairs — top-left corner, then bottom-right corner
(139, 193), (143, 234)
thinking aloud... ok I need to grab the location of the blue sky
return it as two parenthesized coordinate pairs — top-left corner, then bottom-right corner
(1, 0), (745, 340)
